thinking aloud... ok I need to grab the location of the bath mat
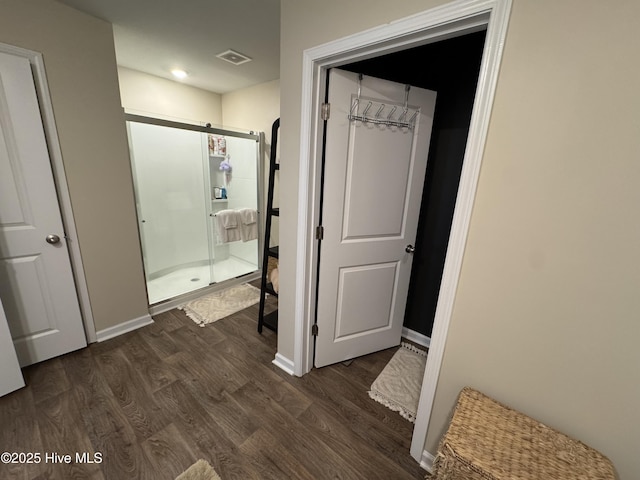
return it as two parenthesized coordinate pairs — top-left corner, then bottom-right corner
(179, 283), (261, 327)
(175, 459), (221, 480)
(368, 342), (428, 423)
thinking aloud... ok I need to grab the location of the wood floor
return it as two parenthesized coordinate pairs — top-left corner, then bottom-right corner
(0, 298), (427, 480)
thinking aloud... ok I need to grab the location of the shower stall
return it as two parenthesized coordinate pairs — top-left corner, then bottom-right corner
(126, 114), (262, 306)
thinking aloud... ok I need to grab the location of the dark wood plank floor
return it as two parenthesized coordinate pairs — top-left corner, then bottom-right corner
(0, 297), (427, 480)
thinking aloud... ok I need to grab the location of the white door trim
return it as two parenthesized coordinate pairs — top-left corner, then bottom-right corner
(292, 0), (512, 464)
(0, 42), (96, 343)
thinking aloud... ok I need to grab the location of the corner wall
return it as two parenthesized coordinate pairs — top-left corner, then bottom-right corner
(279, 0), (444, 375)
(0, 0), (149, 332)
(222, 79), (281, 246)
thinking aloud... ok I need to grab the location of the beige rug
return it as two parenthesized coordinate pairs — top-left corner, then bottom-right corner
(176, 459), (221, 480)
(179, 283), (261, 327)
(368, 342), (428, 423)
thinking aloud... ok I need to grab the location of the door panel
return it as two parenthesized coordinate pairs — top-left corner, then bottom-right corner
(335, 262), (398, 338)
(315, 69), (436, 367)
(2, 255), (56, 337)
(0, 51), (86, 366)
(343, 122), (414, 239)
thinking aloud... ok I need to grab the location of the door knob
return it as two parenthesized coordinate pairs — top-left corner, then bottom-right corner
(46, 234), (61, 245)
(405, 244), (415, 254)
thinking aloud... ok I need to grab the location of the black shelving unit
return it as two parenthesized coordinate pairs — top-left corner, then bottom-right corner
(258, 118), (280, 333)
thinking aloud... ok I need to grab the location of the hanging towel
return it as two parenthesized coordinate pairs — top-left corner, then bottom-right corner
(215, 209), (241, 243)
(238, 208), (259, 242)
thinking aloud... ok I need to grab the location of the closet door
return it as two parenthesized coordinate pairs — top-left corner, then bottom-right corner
(0, 51), (86, 366)
(315, 69), (436, 368)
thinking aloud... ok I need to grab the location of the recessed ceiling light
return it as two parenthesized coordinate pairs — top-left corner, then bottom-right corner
(171, 69), (188, 79)
(216, 49), (252, 66)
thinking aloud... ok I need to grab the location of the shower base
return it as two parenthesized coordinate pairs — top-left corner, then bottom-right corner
(147, 256), (258, 305)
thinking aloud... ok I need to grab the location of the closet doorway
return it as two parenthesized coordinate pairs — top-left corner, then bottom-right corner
(312, 30), (486, 366)
(293, 0), (513, 465)
(342, 31), (487, 345)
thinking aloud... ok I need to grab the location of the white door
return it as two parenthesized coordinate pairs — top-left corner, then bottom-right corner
(315, 69), (436, 367)
(0, 51), (86, 366)
(0, 297), (24, 396)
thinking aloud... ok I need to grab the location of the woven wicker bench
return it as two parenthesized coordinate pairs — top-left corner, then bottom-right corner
(432, 387), (615, 480)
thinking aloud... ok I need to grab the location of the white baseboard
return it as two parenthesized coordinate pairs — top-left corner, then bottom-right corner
(96, 314), (154, 342)
(402, 327), (431, 349)
(420, 450), (436, 472)
(272, 353), (295, 375)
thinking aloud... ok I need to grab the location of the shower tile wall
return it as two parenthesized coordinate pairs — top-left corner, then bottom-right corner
(210, 135), (259, 268)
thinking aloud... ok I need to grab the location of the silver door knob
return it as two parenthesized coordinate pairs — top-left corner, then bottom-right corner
(405, 244), (415, 253)
(46, 234), (61, 244)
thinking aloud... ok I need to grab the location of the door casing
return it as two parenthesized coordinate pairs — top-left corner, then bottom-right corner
(291, 0), (513, 468)
(0, 42), (95, 343)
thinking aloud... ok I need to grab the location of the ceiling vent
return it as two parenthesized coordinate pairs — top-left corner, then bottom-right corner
(216, 49), (252, 66)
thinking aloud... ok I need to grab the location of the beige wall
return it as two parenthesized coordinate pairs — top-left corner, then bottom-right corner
(118, 67), (222, 125)
(0, 0), (148, 332)
(222, 79), (280, 134)
(426, 1), (640, 479)
(280, 1), (640, 478)
(222, 80), (281, 245)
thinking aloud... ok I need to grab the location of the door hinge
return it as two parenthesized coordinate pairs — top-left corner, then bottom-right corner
(321, 102), (331, 121)
(312, 324), (319, 336)
(315, 225), (324, 240)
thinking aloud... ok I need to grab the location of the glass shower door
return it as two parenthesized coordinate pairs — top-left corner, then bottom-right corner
(128, 121), (211, 304)
(127, 116), (262, 306)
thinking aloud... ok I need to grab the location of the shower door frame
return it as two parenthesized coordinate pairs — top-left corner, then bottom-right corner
(125, 114), (264, 313)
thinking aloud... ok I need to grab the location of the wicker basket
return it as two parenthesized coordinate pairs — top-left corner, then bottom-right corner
(431, 387), (615, 480)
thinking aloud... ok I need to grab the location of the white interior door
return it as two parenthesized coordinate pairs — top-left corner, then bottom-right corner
(0, 51), (86, 366)
(315, 69), (436, 368)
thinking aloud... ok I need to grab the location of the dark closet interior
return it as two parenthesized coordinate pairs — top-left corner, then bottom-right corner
(341, 29), (486, 338)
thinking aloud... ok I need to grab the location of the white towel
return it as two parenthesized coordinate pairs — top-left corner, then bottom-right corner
(215, 209), (241, 243)
(238, 208), (257, 225)
(238, 208), (258, 242)
(219, 209), (238, 228)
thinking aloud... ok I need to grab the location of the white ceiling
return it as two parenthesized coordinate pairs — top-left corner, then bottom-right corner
(55, 0), (280, 94)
